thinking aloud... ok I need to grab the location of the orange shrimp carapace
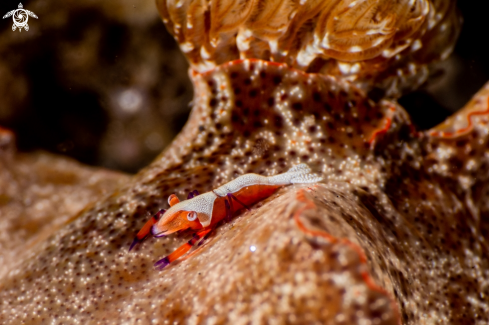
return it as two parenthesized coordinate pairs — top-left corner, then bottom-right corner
(130, 164), (322, 269)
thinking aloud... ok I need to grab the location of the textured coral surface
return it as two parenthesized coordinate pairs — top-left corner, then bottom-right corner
(1, 0), (489, 324)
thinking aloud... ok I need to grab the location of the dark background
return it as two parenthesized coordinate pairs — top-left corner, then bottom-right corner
(399, 1), (489, 130)
(0, 0), (488, 173)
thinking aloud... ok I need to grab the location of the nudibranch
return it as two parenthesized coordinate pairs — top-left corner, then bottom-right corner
(130, 164), (322, 268)
(1, 1), (488, 325)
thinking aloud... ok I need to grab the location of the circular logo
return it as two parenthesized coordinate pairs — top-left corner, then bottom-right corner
(2, 3), (38, 32)
(13, 9), (28, 29)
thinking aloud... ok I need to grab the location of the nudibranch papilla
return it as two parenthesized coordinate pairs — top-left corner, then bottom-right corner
(130, 163), (322, 268)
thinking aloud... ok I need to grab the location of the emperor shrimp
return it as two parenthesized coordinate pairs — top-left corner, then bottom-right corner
(129, 163), (322, 269)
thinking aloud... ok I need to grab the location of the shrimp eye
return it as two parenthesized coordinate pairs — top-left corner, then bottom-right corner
(186, 211), (197, 221)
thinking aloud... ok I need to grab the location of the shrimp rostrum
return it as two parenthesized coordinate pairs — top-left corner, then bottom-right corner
(129, 163), (322, 269)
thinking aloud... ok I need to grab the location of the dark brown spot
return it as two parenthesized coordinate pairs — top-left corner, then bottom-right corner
(249, 89), (258, 98)
(292, 103), (303, 111)
(324, 103), (332, 112)
(313, 92), (321, 102)
(274, 115), (283, 128)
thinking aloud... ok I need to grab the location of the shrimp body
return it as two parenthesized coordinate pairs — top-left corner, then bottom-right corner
(130, 163), (322, 268)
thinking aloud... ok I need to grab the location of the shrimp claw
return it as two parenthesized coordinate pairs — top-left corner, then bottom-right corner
(154, 228), (212, 269)
(128, 209), (166, 251)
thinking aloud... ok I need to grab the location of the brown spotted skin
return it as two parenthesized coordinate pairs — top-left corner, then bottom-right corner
(1, 55), (488, 324)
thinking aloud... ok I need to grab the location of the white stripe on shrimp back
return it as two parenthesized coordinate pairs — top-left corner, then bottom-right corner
(157, 164), (322, 228)
(213, 163), (322, 197)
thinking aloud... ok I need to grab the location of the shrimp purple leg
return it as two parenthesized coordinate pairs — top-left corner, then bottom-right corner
(187, 190), (200, 199)
(224, 197), (232, 222)
(227, 193), (250, 211)
(154, 228), (213, 269)
(197, 230), (213, 247)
